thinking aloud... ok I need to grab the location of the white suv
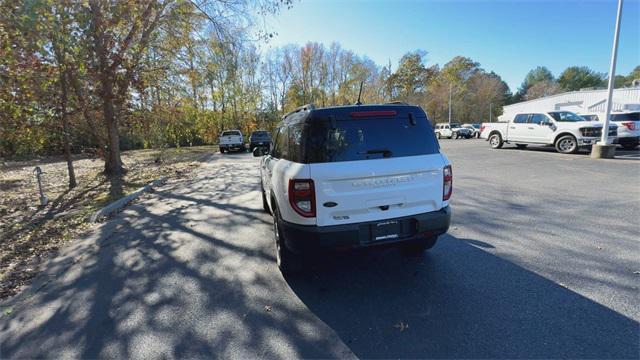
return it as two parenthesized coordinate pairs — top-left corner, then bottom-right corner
(254, 104), (452, 273)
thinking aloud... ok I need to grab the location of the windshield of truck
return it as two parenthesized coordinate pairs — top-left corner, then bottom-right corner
(222, 131), (241, 136)
(304, 116), (439, 163)
(548, 111), (587, 122)
(251, 131), (271, 139)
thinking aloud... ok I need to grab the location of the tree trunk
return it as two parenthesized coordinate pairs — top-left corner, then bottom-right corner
(102, 74), (125, 175)
(60, 68), (76, 188)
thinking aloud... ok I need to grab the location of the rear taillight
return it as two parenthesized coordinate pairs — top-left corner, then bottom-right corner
(622, 122), (636, 130)
(480, 125), (486, 133)
(443, 165), (453, 201)
(288, 179), (316, 218)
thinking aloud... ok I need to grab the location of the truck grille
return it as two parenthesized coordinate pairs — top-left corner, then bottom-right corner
(580, 127), (617, 137)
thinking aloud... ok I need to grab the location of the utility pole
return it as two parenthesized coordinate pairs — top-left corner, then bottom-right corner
(592, 0), (622, 159)
(448, 83), (452, 124)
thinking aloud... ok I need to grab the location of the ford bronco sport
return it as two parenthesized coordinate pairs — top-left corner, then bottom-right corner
(254, 104), (452, 273)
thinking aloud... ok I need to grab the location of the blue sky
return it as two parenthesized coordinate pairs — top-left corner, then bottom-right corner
(263, 0), (640, 92)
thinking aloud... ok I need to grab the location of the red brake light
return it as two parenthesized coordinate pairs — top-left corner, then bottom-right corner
(288, 179), (316, 218)
(443, 165), (453, 201)
(622, 122), (635, 130)
(350, 110), (397, 118)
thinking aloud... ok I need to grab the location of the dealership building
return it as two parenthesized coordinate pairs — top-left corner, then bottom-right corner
(499, 87), (640, 121)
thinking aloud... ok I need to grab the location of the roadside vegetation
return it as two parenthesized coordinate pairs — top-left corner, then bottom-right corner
(0, 146), (216, 300)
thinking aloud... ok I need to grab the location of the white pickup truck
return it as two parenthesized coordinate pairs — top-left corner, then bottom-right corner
(480, 111), (617, 154)
(219, 130), (245, 153)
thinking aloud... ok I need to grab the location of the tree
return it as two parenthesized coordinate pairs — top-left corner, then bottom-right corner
(518, 66), (554, 95)
(557, 66), (604, 91)
(525, 80), (561, 100)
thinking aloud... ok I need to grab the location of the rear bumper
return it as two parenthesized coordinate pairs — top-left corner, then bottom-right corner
(279, 206), (451, 254)
(250, 141), (271, 149)
(220, 143), (245, 150)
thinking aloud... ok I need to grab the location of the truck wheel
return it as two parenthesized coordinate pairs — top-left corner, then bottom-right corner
(401, 236), (438, 255)
(453, 131), (459, 139)
(272, 205), (302, 274)
(555, 135), (578, 154)
(516, 144), (528, 149)
(220, 148), (226, 154)
(621, 138), (639, 150)
(489, 133), (503, 149)
(436, 132), (441, 139)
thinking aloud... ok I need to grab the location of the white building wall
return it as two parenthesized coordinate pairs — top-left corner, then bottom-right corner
(500, 88), (640, 121)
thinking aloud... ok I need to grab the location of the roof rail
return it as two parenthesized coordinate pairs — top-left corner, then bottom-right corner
(283, 104), (315, 119)
(385, 101), (409, 105)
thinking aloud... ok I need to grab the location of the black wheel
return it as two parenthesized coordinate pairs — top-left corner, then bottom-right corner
(620, 138), (639, 150)
(220, 148), (226, 154)
(489, 133), (503, 149)
(436, 132), (441, 139)
(555, 135), (578, 154)
(272, 205), (303, 274)
(516, 144), (528, 149)
(262, 187), (270, 214)
(401, 236), (438, 255)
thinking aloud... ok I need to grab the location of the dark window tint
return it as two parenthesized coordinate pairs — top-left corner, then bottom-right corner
(272, 127), (285, 158)
(548, 111), (585, 122)
(304, 116), (439, 163)
(581, 115), (599, 121)
(251, 131), (271, 139)
(288, 124), (304, 163)
(611, 112), (640, 121)
(529, 114), (547, 125)
(222, 131), (241, 136)
(513, 114), (529, 124)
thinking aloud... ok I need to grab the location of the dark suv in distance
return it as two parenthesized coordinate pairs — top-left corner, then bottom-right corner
(249, 130), (272, 152)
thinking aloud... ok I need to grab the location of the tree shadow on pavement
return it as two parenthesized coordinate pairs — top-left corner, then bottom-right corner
(286, 235), (638, 359)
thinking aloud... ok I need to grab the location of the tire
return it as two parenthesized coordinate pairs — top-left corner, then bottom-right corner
(620, 138), (639, 150)
(262, 187), (270, 214)
(436, 132), (441, 139)
(489, 133), (503, 149)
(453, 132), (458, 139)
(220, 148), (226, 154)
(272, 205), (303, 274)
(401, 236), (438, 255)
(555, 135), (578, 154)
(516, 144), (528, 149)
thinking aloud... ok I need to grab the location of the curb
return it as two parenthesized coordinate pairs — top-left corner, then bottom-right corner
(89, 177), (167, 222)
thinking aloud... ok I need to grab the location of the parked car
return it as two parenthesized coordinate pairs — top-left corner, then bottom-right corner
(219, 130), (245, 153)
(480, 111), (617, 154)
(249, 130), (272, 152)
(255, 103), (452, 273)
(577, 111), (639, 150)
(434, 123), (472, 139)
(462, 123), (481, 138)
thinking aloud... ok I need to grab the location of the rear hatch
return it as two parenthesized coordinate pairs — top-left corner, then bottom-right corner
(304, 110), (446, 227)
(611, 112), (640, 137)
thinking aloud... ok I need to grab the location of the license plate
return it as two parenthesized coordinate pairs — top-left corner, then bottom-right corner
(372, 220), (401, 241)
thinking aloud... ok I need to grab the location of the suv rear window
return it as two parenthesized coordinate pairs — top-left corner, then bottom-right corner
(303, 116), (439, 163)
(251, 131), (270, 139)
(611, 112), (640, 121)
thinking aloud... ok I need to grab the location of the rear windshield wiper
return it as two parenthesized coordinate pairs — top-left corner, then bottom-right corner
(358, 149), (393, 158)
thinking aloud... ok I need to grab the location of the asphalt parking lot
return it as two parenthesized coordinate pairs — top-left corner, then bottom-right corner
(1, 140), (638, 359)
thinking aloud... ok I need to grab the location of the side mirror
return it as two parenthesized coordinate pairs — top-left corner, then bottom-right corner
(253, 147), (268, 157)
